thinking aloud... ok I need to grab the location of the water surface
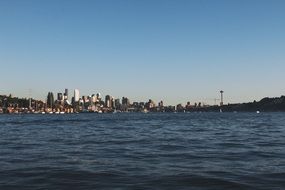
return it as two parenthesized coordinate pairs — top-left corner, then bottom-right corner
(0, 113), (284, 189)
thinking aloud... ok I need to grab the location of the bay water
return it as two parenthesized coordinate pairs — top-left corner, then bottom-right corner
(0, 113), (284, 189)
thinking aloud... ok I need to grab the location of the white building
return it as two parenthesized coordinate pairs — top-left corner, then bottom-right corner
(74, 89), (80, 102)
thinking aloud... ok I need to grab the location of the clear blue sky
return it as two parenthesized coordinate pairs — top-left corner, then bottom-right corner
(1, 0), (285, 105)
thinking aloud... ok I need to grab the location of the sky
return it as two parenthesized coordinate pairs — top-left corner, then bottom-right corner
(1, 0), (285, 105)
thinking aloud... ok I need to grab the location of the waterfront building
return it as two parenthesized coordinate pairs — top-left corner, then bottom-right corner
(132, 102), (145, 112)
(176, 104), (184, 112)
(185, 101), (192, 111)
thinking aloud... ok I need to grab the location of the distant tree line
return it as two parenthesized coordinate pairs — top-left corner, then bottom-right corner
(195, 96), (285, 112)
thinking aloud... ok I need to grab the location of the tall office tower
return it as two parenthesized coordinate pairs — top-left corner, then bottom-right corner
(47, 92), (54, 108)
(64, 89), (68, 100)
(74, 89), (80, 102)
(105, 95), (111, 108)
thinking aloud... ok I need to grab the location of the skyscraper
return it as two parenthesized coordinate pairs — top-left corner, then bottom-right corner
(74, 89), (80, 102)
(105, 95), (111, 108)
(47, 92), (54, 108)
(64, 88), (68, 100)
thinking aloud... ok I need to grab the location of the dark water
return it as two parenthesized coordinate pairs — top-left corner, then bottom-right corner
(0, 113), (284, 190)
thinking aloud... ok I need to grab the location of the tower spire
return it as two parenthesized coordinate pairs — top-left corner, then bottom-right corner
(220, 90), (224, 106)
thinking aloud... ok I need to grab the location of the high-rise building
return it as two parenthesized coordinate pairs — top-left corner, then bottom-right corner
(57, 93), (63, 101)
(105, 95), (111, 108)
(64, 89), (68, 100)
(47, 92), (54, 108)
(122, 97), (130, 106)
(74, 89), (80, 102)
(115, 99), (121, 109)
(121, 97), (130, 111)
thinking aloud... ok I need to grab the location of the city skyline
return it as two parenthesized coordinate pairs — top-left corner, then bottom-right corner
(1, 0), (285, 105)
(0, 88), (225, 107)
(2, 87), (285, 114)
